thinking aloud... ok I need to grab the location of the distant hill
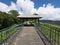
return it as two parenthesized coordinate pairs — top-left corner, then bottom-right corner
(40, 20), (60, 26)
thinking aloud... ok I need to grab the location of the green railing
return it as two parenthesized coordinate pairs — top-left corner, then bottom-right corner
(38, 22), (60, 45)
(0, 24), (22, 45)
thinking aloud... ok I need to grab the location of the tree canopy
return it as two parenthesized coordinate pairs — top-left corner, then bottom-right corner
(0, 10), (20, 29)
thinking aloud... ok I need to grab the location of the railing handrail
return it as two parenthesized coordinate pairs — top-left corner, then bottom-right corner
(0, 24), (16, 32)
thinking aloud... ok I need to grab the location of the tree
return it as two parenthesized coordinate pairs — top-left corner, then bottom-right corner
(0, 11), (3, 29)
(8, 10), (20, 24)
(33, 13), (38, 15)
(8, 10), (19, 17)
(0, 10), (20, 29)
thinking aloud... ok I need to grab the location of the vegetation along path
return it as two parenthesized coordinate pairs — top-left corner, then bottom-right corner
(11, 26), (44, 45)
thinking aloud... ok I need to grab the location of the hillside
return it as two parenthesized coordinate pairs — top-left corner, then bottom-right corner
(40, 20), (60, 26)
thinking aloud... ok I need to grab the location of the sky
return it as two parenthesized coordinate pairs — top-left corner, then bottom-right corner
(0, 0), (60, 20)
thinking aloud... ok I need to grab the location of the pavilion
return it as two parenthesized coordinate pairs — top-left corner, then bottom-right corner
(17, 14), (42, 26)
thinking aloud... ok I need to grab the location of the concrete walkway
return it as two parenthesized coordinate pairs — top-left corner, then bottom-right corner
(11, 26), (44, 45)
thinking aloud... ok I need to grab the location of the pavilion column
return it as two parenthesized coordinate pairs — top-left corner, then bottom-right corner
(22, 19), (24, 26)
(38, 18), (39, 26)
(36, 18), (38, 26)
(20, 19), (22, 24)
(35, 19), (36, 26)
(20, 18), (24, 25)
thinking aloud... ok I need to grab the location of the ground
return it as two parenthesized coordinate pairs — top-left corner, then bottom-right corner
(11, 26), (44, 45)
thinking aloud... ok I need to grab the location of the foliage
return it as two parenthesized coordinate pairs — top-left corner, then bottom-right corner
(8, 10), (19, 17)
(33, 13), (38, 15)
(0, 10), (20, 29)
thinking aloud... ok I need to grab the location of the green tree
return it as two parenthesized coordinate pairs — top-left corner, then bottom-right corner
(33, 13), (38, 15)
(0, 10), (20, 29)
(8, 10), (19, 17)
(8, 10), (20, 24)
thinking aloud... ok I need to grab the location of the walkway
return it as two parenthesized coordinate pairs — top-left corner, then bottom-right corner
(11, 26), (44, 45)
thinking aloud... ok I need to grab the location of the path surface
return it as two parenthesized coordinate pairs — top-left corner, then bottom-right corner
(11, 26), (44, 45)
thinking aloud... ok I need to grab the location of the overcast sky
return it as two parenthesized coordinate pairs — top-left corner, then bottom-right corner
(0, 0), (60, 20)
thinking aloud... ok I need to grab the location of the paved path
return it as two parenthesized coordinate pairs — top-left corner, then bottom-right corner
(11, 26), (44, 45)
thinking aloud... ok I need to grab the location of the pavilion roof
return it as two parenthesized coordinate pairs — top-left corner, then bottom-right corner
(17, 15), (42, 18)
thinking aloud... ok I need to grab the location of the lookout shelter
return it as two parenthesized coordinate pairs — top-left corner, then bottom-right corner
(17, 14), (42, 26)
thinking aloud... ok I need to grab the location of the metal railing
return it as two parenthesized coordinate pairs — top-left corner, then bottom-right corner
(36, 23), (60, 45)
(0, 24), (22, 45)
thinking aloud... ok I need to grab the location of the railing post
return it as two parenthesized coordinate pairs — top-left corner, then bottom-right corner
(4, 31), (8, 45)
(51, 30), (52, 43)
(55, 29), (56, 45)
(58, 30), (60, 45)
(49, 28), (53, 45)
(0, 32), (2, 45)
(50, 29), (51, 43)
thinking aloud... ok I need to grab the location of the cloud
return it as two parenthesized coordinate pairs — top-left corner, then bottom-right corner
(8, 2), (17, 11)
(0, 0), (60, 20)
(0, 2), (8, 12)
(16, 0), (36, 15)
(37, 4), (60, 20)
(0, 2), (17, 12)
